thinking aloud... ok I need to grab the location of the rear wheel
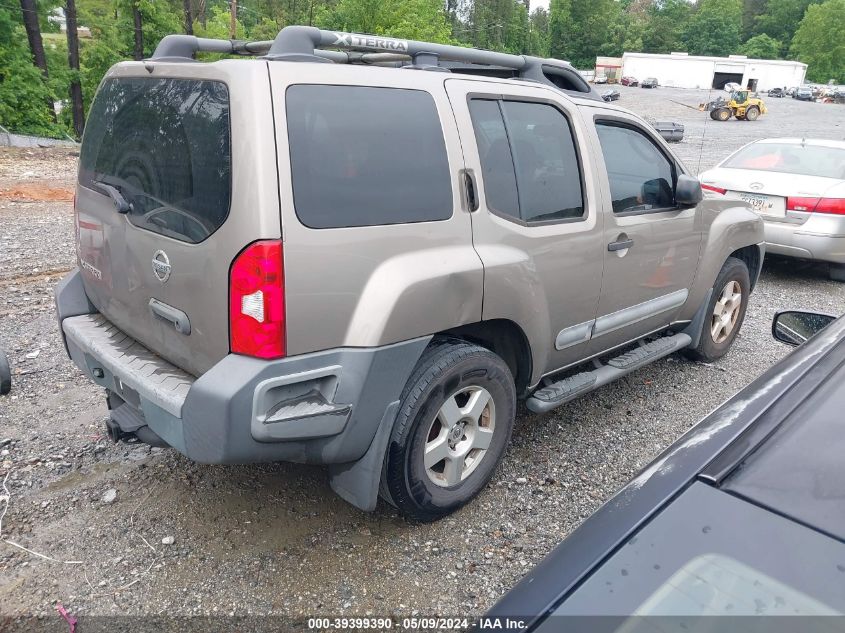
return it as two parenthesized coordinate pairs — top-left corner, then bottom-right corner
(685, 257), (750, 362)
(830, 263), (845, 282)
(0, 349), (10, 395)
(745, 106), (760, 121)
(382, 340), (516, 522)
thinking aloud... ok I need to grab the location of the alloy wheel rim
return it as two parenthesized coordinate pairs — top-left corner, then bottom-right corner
(424, 386), (496, 488)
(711, 280), (743, 344)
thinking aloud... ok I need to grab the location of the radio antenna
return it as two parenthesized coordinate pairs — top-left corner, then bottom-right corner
(696, 87), (714, 175)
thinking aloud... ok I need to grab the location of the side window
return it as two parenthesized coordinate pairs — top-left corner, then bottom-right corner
(595, 122), (676, 214)
(467, 99), (519, 219)
(469, 98), (585, 224)
(286, 85), (452, 229)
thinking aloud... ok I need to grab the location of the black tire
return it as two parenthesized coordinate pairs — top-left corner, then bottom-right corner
(709, 109), (719, 120)
(745, 106), (760, 121)
(0, 349), (11, 396)
(685, 257), (751, 362)
(716, 107), (732, 121)
(382, 340), (516, 522)
(830, 263), (845, 282)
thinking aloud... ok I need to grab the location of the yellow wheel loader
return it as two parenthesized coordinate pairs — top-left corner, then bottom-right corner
(700, 90), (767, 121)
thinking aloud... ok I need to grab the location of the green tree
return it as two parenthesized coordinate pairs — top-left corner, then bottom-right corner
(682, 0), (742, 56)
(526, 7), (550, 57)
(319, 0), (452, 43)
(739, 32), (781, 58)
(791, 0), (845, 83)
(0, 7), (60, 135)
(741, 0), (767, 40)
(548, 0), (573, 60)
(754, 0), (821, 53)
(641, 0), (691, 54)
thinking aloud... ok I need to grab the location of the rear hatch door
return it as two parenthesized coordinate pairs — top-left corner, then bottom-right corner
(75, 61), (279, 376)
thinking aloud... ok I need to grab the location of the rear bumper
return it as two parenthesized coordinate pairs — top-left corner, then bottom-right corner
(56, 269), (428, 466)
(763, 215), (845, 264)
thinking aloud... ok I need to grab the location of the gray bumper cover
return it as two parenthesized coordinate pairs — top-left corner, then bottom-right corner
(56, 268), (430, 510)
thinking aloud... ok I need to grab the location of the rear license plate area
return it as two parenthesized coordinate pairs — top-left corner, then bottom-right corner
(731, 191), (786, 218)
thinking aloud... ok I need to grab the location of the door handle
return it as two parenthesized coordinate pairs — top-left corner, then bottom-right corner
(149, 298), (191, 335)
(608, 238), (634, 252)
(461, 169), (479, 212)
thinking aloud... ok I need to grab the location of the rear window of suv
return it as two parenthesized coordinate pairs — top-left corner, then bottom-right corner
(286, 85), (452, 229)
(79, 78), (231, 244)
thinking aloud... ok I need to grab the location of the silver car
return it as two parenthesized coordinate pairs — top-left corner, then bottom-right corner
(700, 138), (845, 280)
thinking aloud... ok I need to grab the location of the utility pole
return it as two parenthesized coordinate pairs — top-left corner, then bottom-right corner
(65, 0), (84, 138)
(229, 0), (237, 38)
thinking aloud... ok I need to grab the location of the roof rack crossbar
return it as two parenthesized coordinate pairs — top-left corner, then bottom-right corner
(264, 25), (529, 70)
(149, 26), (597, 100)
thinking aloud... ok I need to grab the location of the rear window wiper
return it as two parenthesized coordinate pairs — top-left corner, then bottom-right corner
(93, 180), (132, 214)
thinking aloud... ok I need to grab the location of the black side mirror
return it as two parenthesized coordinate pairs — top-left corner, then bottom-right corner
(675, 174), (703, 207)
(772, 310), (836, 346)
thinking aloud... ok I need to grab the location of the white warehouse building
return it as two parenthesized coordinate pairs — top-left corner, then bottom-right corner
(621, 52), (807, 91)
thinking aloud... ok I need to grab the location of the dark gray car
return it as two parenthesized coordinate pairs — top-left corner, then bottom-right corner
(485, 310), (845, 631)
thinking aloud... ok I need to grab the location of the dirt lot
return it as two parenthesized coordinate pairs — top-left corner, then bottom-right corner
(1, 88), (844, 626)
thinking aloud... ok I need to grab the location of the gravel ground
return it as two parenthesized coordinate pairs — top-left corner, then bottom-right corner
(1, 88), (844, 625)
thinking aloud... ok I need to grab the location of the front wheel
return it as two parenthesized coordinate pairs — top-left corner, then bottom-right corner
(716, 107), (732, 121)
(685, 257), (751, 362)
(382, 341), (516, 522)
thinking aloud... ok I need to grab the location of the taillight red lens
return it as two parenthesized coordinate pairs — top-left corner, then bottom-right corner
(787, 196), (819, 212)
(813, 197), (845, 215)
(787, 197), (845, 215)
(701, 184), (727, 195)
(229, 240), (285, 359)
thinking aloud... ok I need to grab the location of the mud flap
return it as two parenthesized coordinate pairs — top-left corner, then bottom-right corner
(682, 287), (714, 349)
(327, 400), (400, 512)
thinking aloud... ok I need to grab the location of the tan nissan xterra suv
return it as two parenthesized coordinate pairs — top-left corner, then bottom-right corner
(55, 26), (764, 521)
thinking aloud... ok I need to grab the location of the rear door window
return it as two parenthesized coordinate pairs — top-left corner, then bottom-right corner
(286, 85), (452, 229)
(469, 98), (585, 224)
(80, 78), (231, 244)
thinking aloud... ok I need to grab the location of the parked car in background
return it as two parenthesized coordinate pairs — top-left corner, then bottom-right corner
(785, 86), (797, 96)
(593, 74), (608, 84)
(601, 88), (620, 102)
(795, 86), (814, 101)
(485, 309), (845, 632)
(641, 77), (658, 88)
(699, 138), (845, 281)
(767, 87), (785, 98)
(620, 76), (638, 86)
(55, 25), (765, 522)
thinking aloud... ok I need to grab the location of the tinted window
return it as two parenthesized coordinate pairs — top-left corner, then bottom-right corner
(286, 85), (452, 229)
(596, 122), (675, 213)
(80, 78), (231, 244)
(469, 99), (584, 223)
(723, 142), (845, 179)
(468, 99), (519, 219)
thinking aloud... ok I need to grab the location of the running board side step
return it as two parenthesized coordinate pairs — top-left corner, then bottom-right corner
(526, 333), (692, 414)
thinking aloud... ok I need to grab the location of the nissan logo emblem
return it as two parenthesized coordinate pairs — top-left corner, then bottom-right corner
(152, 250), (171, 283)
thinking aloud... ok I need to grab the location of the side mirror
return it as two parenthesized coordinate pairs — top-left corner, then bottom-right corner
(772, 310), (836, 346)
(675, 174), (703, 207)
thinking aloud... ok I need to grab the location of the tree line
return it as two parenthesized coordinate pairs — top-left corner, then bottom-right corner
(2, 0), (843, 139)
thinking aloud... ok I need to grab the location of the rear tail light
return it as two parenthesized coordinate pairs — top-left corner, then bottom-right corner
(229, 240), (285, 359)
(787, 197), (845, 215)
(701, 184), (727, 195)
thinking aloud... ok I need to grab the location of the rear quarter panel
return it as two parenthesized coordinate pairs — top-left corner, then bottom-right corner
(270, 64), (483, 356)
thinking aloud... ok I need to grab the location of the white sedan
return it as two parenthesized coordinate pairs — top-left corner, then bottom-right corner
(700, 138), (845, 281)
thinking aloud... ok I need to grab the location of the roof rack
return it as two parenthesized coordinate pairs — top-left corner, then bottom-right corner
(152, 26), (599, 100)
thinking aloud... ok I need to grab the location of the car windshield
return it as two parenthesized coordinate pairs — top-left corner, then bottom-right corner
(723, 143), (845, 179)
